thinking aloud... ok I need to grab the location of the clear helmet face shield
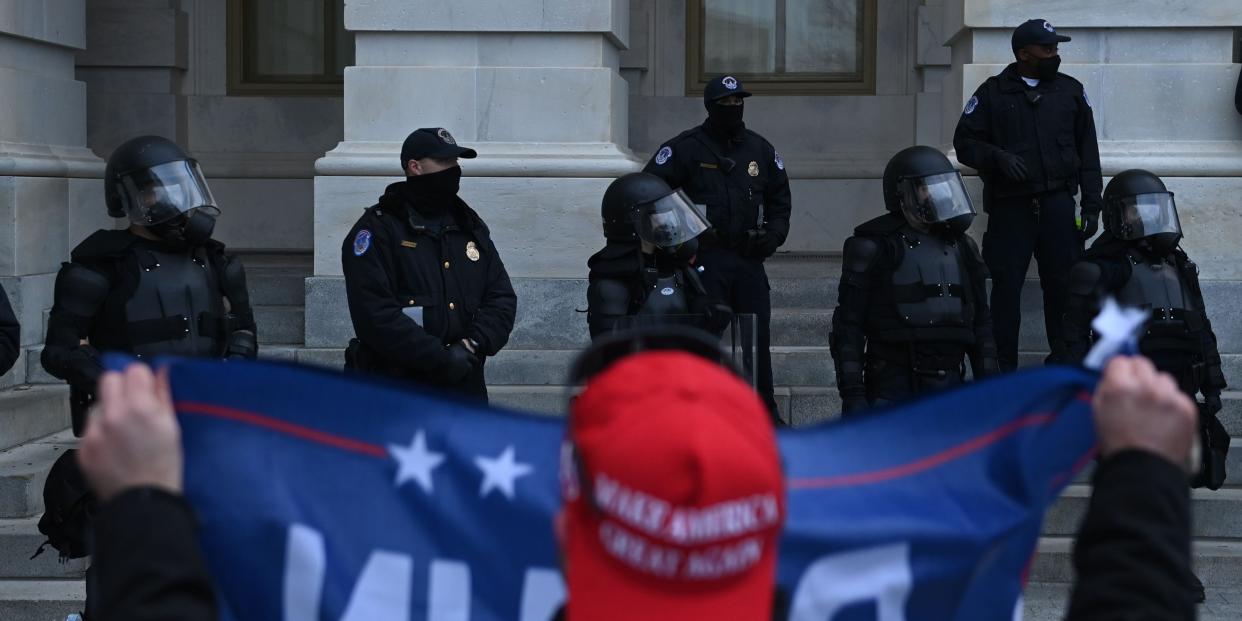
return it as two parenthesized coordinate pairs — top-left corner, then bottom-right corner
(896, 171), (976, 233)
(635, 189), (710, 248)
(1111, 193), (1182, 241)
(116, 160), (219, 226)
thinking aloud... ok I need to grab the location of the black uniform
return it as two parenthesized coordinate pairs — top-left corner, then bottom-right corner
(954, 63), (1102, 369)
(342, 181), (516, 401)
(831, 213), (998, 411)
(42, 230), (257, 433)
(1064, 236), (1229, 488)
(0, 284), (20, 376)
(642, 124), (791, 412)
(586, 243), (727, 338)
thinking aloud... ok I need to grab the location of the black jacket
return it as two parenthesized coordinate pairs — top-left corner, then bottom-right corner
(1062, 236), (1226, 396)
(642, 123), (792, 253)
(830, 213), (998, 399)
(342, 181), (517, 383)
(0, 283), (19, 376)
(954, 63), (1102, 212)
(90, 488), (217, 621)
(1066, 450), (1195, 620)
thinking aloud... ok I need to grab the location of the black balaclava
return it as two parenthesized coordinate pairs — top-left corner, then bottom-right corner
(1035, 55), (1061, 81)
(404, 166), (462, 216)
(705, 101), (745, 136)
(149, 209), (216, 247)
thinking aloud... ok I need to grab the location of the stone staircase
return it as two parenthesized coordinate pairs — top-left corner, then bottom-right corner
(0, 253), (1237, 618)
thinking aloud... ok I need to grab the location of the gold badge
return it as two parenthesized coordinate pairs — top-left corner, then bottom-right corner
(400, 240), (418, 248)
(747, 161), (759, 177)
(466, 241), (481, 261)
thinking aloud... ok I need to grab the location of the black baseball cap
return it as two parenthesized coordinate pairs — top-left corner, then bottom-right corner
(400, 128), (477, 167)
(703, 75), (752, 105)
(1012, 19), (1071, 50)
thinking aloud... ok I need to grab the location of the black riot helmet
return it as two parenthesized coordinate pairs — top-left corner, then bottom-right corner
(1103, 169), (1182, 255)
(105, 136), (220, 245)
(882, 146), (976, 236)
(601, 173), (681, 242)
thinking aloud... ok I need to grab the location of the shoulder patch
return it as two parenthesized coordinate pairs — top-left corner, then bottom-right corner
(963, 96), (979, 116)
(353, 229), (373, 256)
(775, 152), (784, 171)
(654, 146), (673, 166)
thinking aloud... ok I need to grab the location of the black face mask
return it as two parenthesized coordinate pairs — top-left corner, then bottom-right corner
(656, 237), (698, 267)
(149, 209), (216, 247)
(405, 166), (462, 213)
(706, 102), (745, 134)
(1142, 232), (1182, 257)
(1036, 55), (1061, 81)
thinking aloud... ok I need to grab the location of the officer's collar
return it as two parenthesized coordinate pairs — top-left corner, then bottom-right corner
(998, 63), (1061, 94)
(700, 119), (746, 142)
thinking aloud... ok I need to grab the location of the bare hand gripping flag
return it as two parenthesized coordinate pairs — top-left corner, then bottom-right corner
(162, 358), (1098, 620)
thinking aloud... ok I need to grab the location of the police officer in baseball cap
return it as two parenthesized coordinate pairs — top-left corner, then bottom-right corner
(953, 19), (1102, 371)
(642, 75), (793, 420)
(341, 128), (516, 401)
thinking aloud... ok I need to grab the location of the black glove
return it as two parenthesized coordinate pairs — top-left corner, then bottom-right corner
(1202, 392), (1222, 417)
(749, 229), (782, 259)
(1079, 211), (1099, 241)
(441, 342), (480, 383)
(694, 300), (733, 334)
(994, 151), (1028, 182)
(842, 396), (869, 414)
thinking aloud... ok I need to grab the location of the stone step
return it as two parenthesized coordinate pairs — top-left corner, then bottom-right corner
(0, 579), (84, 620)
(0, 431), (75, 520)
(769, 309), (831, 347)
(245, 269), (307, 308)
(0, 387), (69, 453)
(1029, 536), (1242, 589)
(1020, 582), (1242, 621)
(1044, 485), (1242, 538)
(0, 517), (88, 579)
(769, 277), (838, 309)
(254, 305), (305, 345)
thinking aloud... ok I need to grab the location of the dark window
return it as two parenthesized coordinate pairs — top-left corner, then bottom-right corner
(686, 0), (877, 95)
(228, 0), (355, 95)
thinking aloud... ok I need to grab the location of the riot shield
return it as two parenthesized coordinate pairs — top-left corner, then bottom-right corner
(610, 313), (757, 390)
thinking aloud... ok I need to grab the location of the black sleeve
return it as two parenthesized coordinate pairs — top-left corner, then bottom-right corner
(952, 85), (1004, 173)
(0, 283), (20, 376)
(761, 141), (792, 243)
(830, 236), (879, 401)
(1074, 89), (1104, 214)
(342, 217), (448, 373)
(214, 251), (258, 359)
(1066, 450), (1194, 620)
(1062, 260), (1106, 364)
(90, 488), (218, 621)
(587, 278), (632, 339)
(466, 234), (517, 357)
(1235, 68), (1242, 116)
(961, 238), (998, 377)
(1183, 258), (1226, 393)
(42, 262), (110, 389)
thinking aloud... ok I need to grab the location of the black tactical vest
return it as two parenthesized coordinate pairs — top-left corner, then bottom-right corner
(889, 229), (973, 329)
(1116, 250), (1204, 354)
(636, 271), (691, 317)
(118, 247), (228, 358)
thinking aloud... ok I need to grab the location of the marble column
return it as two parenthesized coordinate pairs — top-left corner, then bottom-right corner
(0, 0), (109, 385)
(306, 0), (639, 348)
(942, 0), (1242, 278)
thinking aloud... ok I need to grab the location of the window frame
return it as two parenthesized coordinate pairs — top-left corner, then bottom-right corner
(685, 0), (878, 96)
(226, 0), (351, 96)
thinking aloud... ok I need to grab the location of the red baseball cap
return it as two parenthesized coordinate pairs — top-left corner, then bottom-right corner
(561, 350), (785, 621)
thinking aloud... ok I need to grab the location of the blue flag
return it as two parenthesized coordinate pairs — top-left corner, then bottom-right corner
(163, 359), (1097, 620)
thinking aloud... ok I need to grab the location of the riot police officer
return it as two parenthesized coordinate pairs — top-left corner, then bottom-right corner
(642, 75), (792, 415)
(586, 172), (730, 339)
(342, 128), (516, 402)
(1062, 169), (1227, 602)
(42, 135), (257, 435)
(830, 146), (999, 413)
(954, 19), (1103, 370)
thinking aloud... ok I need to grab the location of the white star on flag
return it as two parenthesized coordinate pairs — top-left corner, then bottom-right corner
(1083, 297), (1149, 370)
(388, 430), (445, 493)
(475, 446), (533, 500)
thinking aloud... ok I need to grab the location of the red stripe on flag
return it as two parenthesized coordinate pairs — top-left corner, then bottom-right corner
(176, 401), (388, 459)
